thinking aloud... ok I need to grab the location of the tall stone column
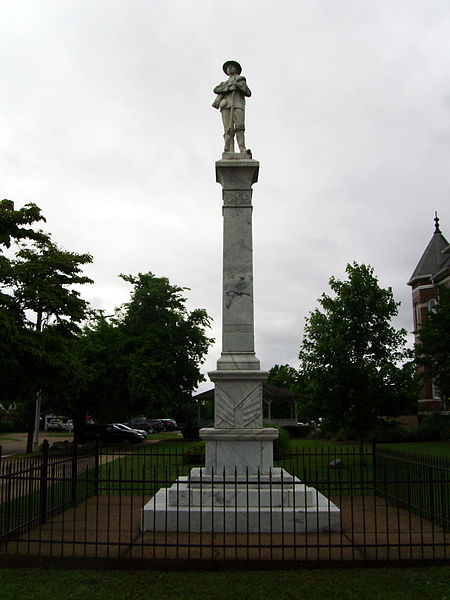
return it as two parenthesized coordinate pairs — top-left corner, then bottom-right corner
(199, 156), (278, 476)
(216, 158), (260, 372)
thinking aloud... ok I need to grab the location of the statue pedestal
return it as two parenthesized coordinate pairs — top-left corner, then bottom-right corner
(142, 154), (340, 534)
(201, 427), (277, 476)
(142, 468), (340, 533)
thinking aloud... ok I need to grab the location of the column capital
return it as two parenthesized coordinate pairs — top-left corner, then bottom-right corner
(216, 159), (259, 190)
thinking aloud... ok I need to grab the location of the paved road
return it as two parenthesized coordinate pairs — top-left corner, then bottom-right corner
(0, 432), (74, 457)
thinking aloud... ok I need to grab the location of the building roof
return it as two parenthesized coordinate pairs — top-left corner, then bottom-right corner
(407, 215), (450, 286)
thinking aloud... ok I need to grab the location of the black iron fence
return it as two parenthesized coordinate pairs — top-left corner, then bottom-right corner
(375, 447), (450, 531)
(0, 441), (448, 564)
(0, 440), (99, 539)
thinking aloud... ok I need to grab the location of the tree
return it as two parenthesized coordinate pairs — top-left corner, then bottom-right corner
(298, 263), (416, 452)
(0, 200), (47, 401)
(75, 272), (213, 431)
(267, 364), (301, 393)
(416, 286), (450, 408)
(265, 364), (304, 422)
(0, 199), (93, 450)
(0, 199), (46, 250)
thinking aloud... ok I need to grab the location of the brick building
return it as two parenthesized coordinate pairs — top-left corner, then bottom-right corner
(407, 214), (450, 410)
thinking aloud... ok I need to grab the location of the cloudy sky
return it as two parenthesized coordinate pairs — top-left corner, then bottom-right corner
(1, 1), (449, 391)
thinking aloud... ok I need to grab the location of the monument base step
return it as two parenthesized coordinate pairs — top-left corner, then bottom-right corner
(142, 469), (341, 533)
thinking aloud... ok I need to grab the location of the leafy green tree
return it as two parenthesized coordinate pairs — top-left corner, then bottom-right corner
(11, 237), (93, 333)
(298, 263), (417, 452)
(0, 199), (46, 250)
(267, 364), (301, 392)
(0, 200), (93, 450)
(75, 272), (213, 430)
(0, 200), (47, 402)
(416, 286), (450, 408)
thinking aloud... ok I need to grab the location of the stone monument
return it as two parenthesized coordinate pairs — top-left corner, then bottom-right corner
(142, 62), (340, 533)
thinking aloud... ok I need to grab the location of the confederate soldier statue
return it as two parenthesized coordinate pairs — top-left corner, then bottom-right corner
(213, 60), (251, 154)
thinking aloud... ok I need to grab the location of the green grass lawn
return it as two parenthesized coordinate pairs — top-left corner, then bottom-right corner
(95, 438), (450, 497)
(97, 440), (205, 495)
(0, 566), (449, 600)
(379, 441), (450, 458)
(150, 431), (184, 440)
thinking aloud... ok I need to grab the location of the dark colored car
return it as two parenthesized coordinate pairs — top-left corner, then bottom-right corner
(113, 423), (147, 438)
(82, 424), (142, 444)
(158, 419), (178, 431)
(126, 418), (156, 433)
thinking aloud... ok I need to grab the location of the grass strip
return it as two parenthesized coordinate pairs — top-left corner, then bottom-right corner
(0, 566), (449, 600)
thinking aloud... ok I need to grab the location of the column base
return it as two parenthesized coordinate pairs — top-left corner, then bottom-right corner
(142, 468), (341, 533)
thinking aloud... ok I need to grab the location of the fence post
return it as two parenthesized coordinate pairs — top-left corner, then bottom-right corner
(94, 439), (99, 495)
(71, 440), (78, 506)
(371, 438), (377, 496)
(39, 439), (49, 525)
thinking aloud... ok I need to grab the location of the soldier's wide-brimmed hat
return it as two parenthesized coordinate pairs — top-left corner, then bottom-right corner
(223, 60), (242, 75)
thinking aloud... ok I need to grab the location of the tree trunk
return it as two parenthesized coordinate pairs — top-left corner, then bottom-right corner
(73, 395), (87, 443)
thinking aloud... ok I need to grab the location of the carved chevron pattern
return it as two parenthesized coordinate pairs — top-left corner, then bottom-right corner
(237, 385), (261, 427)
(215, 384), (262, 428)
(215, 388), (235, 427)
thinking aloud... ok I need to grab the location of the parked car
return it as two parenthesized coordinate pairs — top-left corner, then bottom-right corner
(47, 418), (73, 432)
(81, 424), (143, 445)
(126, 418), (156, 433)
(147, 419), (165, 432)
(46, 416), (74, 432)
(158, 419), (178, 431)
(47, 418), (64, 431)
(113, 423), (147, 439)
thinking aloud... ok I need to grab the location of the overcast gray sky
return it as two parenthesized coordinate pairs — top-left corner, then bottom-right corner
(1, 0), (449, 391)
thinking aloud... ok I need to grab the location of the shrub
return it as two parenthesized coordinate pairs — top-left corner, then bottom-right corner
(410, 414), (450, 442)
(332, 426), (358, 442)
(283, 425), (311, 438)
(0, 419), (15, 433)
(272, 426), (291, 458)
(369, 420), (409, 443)
(182, 423), (201, 441)
(182, 443), (205, 465)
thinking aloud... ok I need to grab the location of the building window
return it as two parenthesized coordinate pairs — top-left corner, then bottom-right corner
(415, 302), (421, 329)
(428, 298), (438, 313)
